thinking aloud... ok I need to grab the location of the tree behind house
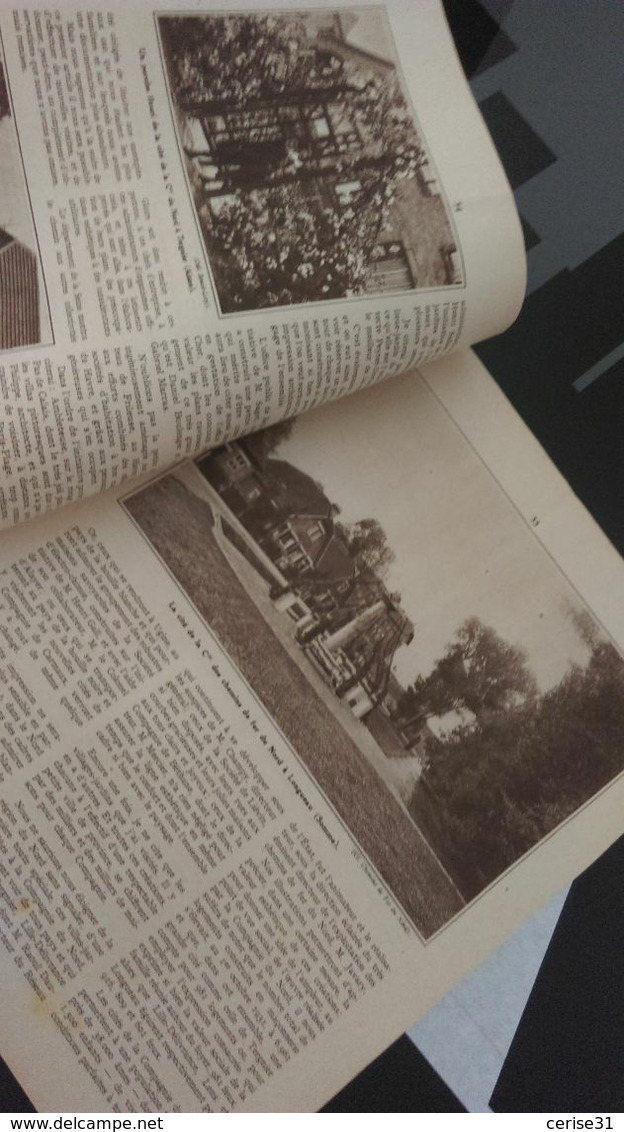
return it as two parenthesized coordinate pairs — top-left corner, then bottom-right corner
(409, 630), (624, 898)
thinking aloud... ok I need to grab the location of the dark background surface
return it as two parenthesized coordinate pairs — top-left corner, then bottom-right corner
(3, 0), (624, 1114)
(490, 836), (624, 1113)
(462, 0), (624, 1111)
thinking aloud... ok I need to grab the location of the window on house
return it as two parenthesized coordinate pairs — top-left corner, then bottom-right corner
(288, 602), (308, 619)
(279, 535), (297, 551)
(312, 115), (331, 138)
(225, 448), (248, 471)
(335, 180), (362, 206)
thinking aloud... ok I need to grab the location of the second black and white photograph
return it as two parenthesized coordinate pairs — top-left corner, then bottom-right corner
(157, 7), (463, 313)
(125, 373), (624, 939)
(0, 52), (51, 351)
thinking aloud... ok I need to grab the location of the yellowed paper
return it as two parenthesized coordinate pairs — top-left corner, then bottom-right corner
(1, 351), (623, 1111)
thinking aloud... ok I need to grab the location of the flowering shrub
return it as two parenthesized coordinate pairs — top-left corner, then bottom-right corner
(161, 13), (426, 309)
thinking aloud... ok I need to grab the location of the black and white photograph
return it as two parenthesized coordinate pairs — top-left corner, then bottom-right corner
(157, 8), (463, 313)
(0, 54), (51, 351)
(125, 374), (624, 938)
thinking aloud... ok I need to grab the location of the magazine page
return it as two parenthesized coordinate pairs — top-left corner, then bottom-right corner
(0, 0), (525, 530)
(1, 351), (623, 1113)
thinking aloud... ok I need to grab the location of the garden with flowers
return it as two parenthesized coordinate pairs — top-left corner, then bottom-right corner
(159, 11), (437, 311)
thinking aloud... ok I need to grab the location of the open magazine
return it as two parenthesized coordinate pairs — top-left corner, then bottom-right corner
(2, 0), (624, 1114)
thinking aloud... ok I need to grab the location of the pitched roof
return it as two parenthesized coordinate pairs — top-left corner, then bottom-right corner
(260, 458), (330, 515)
(288, 514), (354, 582)
(315, 531), (355, 581)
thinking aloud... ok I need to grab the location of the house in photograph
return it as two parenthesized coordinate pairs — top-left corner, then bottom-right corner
(262, 504), (361, 634)
(200, 442), (268, 513)
(196, 439), (415, 720)
(0, 227), (40, 349)
(200, 441), (357, 612)
(264, 511), (353, 585)
(177, 10), (457, 292)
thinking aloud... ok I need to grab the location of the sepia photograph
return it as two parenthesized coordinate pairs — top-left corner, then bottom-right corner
(0, 55), (51, 351)
(157, 8), (463, 313)
(125, 374), (624, 937)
